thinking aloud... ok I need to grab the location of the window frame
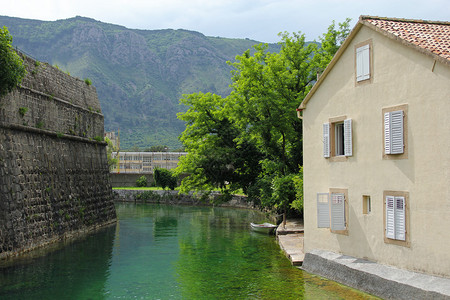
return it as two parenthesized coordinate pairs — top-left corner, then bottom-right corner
(383, 190), (410, 247)
(355, 39), (373, 85)
(323, 116), (353, 162)
(382, 104), (408, 160)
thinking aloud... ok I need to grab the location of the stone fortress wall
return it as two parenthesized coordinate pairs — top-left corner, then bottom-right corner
(0, 52), (116, 258)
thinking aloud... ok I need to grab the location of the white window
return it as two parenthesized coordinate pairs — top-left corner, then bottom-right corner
(316, 190), (347, 233)
(323, 119), (352, 158)
(356, 44), (370, 82)
(384, 110), (404, 154)
(385, 196), (406, 241)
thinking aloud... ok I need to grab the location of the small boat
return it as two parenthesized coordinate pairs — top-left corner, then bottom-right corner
(250, 222), (278, 234)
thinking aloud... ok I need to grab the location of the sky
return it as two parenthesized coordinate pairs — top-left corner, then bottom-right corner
(2, 0), (449, 43)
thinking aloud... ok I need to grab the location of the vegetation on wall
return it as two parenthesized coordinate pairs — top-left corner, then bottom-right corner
(0, 26), (25, 97)
(176, 19), (351, 215)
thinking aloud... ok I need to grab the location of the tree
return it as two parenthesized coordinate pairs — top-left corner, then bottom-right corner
(176, 20), (351, 213)
(105, 137), (118, 171)
(0, 27), (25, 97)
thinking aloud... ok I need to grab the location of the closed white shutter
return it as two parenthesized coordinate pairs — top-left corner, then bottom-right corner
(385, 196), (395, 239)
(356, 44), (370, 81)
(384, 111), (404, 155)
(317, 193), (330, 228)
(323, 123), (330, 158)
(330, 193), (345, 230)
(395, 196), (406, 241)
(344, 119), (352, 156)
(390, 111), (404, 154)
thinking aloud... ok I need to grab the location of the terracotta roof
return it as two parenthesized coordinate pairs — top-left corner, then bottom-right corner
(361, 16), (450, 61)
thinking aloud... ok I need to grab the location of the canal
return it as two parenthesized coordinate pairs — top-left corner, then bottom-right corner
(0, 203), (378, 299)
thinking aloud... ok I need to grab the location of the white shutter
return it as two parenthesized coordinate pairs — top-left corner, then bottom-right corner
(385, 196), (395, 239)
(384, 111), (404, 155)
(344, 119), (352, 156)
(395, 196), (406, 241)
(330, 193), (345, 230)
(317, 193), (330, 228)
(356, 44), (370, 81)
(384, 112), (391, 154)
(323, 123), (330, 158)
(390, 111), (404, 154)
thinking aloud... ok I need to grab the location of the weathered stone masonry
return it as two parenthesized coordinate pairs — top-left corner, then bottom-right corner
(0, 52), (116, 258)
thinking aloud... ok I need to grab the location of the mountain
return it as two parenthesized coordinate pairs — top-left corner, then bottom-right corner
(0, 15), (281, 150)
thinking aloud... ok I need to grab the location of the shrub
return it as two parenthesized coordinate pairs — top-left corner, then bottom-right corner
(84, 78), (92, 85)
(154, 168), (178, 190)
(0, 27), (25, 97)
(136, 175), (147, 187)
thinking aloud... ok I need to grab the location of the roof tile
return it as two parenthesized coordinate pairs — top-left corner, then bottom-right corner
(363, 17), (450, 60)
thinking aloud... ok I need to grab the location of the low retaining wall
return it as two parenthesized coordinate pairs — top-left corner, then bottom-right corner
(110, 173), (154, 187)
(302, 249), (450, 300)
(113, 189), (255, 209)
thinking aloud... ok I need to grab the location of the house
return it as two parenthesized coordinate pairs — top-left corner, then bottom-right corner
(298, 15), (450, 282)
(111, 151), (187, 173)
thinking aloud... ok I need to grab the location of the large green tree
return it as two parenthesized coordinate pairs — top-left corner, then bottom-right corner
(0, 27), (25, 97)
(176, 19), (351, 213)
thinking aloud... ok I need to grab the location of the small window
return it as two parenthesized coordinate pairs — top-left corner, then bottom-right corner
(363, 195), (371, 214)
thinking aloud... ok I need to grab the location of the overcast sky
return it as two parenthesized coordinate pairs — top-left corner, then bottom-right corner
(2, 0), (449, 43)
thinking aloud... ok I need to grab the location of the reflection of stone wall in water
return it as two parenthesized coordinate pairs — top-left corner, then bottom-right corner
(0, 52), (116, 258)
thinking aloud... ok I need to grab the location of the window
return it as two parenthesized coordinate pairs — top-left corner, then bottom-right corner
(363, 195), (371, 214)
(383, 191), (410, 247)
(384, 110), (404, 154)
(323, 117), (352, 160)
(382, 104), (408, 159)
(356, 44), (370, 81)
(316, 188), (348, 235)
(355, 40), (372, 83)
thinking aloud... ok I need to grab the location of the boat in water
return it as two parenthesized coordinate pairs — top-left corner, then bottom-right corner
(250, 222), (278, 234)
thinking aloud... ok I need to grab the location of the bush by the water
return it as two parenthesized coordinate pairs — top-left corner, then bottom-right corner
(154, 168), (178, 190)
(136, 175), (147, 187)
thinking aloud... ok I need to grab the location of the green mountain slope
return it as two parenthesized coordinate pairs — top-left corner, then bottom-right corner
(0, 15), (281, 149)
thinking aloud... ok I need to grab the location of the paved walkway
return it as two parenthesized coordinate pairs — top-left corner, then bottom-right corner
(276, 219), (304, 266)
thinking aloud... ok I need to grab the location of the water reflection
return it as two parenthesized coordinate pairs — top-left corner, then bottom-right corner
(0, 203), (378, 299)
(0, 225), (115, 299)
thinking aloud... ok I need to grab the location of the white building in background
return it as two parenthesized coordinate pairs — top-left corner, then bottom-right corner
(111, 152), (187, 173)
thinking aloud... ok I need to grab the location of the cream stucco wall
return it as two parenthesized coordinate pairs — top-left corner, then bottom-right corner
(303, 25), (450, 277)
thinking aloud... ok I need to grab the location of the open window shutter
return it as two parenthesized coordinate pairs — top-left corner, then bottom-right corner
(395, 196), (406, 241)
(390, 111), (404, 154)
(356, 44), (370, 81)
(317, 193), (330, 228)
(344, 119), (352, 156)
(385, 196), (395, 239)
(323, 123), (330, 158)
(384, 112), (391, 154)
(330, 193), (345, 231)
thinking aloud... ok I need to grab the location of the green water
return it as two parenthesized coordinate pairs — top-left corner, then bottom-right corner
(0, 203), (378, 299)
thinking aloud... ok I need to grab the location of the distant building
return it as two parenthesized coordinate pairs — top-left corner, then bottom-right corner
(111, 152), (187, 173)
